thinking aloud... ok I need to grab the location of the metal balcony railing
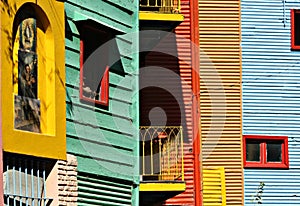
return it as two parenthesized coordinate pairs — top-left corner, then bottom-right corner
(3, 153), (53, 206)
(139, 0), (181, 13)
(140, 126), (184, 181)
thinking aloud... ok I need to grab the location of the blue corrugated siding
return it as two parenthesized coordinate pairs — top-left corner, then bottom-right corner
(242, 0), (300, 205)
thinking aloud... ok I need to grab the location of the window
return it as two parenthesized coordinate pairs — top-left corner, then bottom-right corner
(291, 9), (300, 50)
(79, 25), (110, 106)
(243, 135), (289, 169)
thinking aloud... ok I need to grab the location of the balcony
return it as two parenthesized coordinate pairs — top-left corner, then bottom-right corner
(139, 0), (184, 31)
(139, 126), (185, 194)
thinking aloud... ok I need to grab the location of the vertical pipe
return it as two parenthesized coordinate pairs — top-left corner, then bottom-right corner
(7, 157), (10, 205)
(25, 160), (28, 206)
(175, 128), (178, 178)
(150, 133), (153, 175)
(37, 161), (40, 206)
(13, 158), (16, 206)
(190, 0), (201, 203)
(180, 126), (184, 181)
(142, 134), (145, 175)
(43, 162), (46, 206)
(19, 159), (22, 206)
(159, 138), (162, 177)
(167, 136), (170, 176)
(31, 160), (34, 206)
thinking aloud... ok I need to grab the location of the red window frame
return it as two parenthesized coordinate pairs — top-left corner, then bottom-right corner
(291, 9), (300, 50)
(243, 135), (289, 169)
(79, 25), (109, 106)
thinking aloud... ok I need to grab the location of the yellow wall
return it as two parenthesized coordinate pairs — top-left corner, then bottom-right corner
(1, 0), (66, 160)
(199, 0), (243, 205)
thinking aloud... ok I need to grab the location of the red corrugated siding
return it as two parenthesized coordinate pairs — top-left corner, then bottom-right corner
(139, 1), (195, 204)
(164, 1), (195, 205)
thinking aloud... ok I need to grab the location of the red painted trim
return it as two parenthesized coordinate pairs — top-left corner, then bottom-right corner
(79, 26), (109, 107)
(291, 9), (300, 50)
(190, 0), (201, 204)
(243, 135), (289, 169)
(79, 40), (84, 101)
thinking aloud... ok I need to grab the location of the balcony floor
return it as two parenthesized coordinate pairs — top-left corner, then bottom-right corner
(140, 181), (186, 206)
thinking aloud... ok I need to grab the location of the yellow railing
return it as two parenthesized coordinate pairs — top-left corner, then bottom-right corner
(140, 126), (184, 181)
(139, 0), (181, 13)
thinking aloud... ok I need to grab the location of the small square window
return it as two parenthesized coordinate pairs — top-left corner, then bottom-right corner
(243, 135), (289, 169)
(291, 9), (300, 50)
(79, 25), (110, 106)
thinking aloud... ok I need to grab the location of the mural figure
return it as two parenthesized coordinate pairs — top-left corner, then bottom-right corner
(14, 17), (40, 133)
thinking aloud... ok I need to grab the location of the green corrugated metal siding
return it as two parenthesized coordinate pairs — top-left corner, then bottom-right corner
(78, 172), (133, 206)
(65, 0), (139, 205)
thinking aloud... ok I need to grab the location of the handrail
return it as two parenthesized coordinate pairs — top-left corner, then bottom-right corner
(140, 126), (184, 181)
(139, 0), (181, 14)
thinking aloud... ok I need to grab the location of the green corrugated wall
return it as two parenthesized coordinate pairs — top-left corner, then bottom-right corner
(64, 0), (139, 205)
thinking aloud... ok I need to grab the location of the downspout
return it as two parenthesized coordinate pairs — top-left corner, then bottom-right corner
(190, 0), (201, 205)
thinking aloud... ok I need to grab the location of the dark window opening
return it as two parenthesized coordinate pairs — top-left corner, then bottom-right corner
(246, 141), (260, 162)
(79, 25), (110, 106)
(291, 9), (300, 50)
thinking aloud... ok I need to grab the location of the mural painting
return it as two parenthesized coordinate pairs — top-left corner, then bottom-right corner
(14, 17), (40, 133)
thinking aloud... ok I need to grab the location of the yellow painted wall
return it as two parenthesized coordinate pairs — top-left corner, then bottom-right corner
(1, 0), (66, 160)
(199, 0), (243, 205)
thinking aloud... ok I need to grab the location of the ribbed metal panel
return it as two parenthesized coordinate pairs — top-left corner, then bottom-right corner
(77, 172), (132, 206)
(203, 167), (226, 206)
(143, 0), (196, 204)
(199, 1), (243, 206)
(242, 0), (300, 205)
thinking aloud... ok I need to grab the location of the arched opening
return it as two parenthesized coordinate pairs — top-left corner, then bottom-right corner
(12, 3), (55, 135)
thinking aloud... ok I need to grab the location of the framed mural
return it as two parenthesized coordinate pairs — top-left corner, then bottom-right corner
(14, 17), (40, 133)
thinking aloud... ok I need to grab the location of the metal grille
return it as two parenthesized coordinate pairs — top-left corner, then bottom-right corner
(139, 0), (181, 13)
(140, 126), (184, 181)
(3, 153), (53, 206)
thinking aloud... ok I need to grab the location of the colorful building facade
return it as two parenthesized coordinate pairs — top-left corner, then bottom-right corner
(199, 0), (244, 205)
(64, 0), (140, 205)
(0, 0), (70, 205)
(138, 0), (205, 205)
(242, 0), (300, 205)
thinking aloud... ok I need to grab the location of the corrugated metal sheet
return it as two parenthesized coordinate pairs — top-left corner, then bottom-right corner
(199, 1), (243, 206)
(203, 167), (226, 206)
(242, 0), (300, 205)
(65, 0), (139, 205)
(141, 0), (194, 205)
(77, 172), (132, 206)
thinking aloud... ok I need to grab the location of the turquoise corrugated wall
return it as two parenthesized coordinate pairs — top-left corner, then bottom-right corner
(64, 0), (139, 205)
(242, 0), (300, 205)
